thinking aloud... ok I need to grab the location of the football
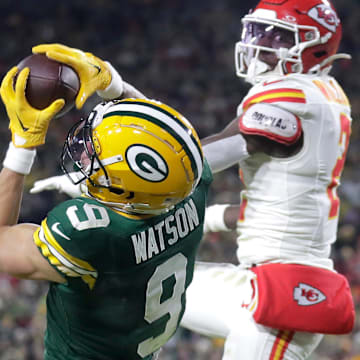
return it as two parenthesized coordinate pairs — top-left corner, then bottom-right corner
(16, 54), (80, 117)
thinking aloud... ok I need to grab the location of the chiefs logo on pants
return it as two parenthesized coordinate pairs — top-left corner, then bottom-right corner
(251, 263), (354, 334)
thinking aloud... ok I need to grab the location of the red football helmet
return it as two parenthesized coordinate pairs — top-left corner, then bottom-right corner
(235, 0), (349, 83)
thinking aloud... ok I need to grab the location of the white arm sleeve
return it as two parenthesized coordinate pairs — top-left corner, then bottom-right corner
(96, 61), (124, 100)
(203, 134), (249, 173)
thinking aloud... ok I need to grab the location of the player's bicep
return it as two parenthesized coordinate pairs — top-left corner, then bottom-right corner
(0, 224), (65, 283)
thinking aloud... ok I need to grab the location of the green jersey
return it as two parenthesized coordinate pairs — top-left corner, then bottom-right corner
(34, 163), (212, 360)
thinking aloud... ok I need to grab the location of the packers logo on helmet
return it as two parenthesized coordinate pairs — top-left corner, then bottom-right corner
(61, 98), (203, 214)
(126, 145), (169, 182)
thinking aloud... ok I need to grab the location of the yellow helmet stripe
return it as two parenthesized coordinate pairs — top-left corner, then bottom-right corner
(104, 102), (203, 181)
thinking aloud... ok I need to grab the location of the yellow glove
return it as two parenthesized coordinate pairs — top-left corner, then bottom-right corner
(0, 67), (65, 148)
(32, 43), (112, 109)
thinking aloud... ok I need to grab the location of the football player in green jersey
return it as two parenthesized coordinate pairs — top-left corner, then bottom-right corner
(0, 62), (211, 359)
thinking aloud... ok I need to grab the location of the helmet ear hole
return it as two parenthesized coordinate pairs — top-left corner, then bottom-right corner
(314, 51), (327, 58)
(109, 187), (125, 195)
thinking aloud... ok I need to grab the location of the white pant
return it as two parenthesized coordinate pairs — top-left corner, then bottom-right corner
(181, 262), (324, 359)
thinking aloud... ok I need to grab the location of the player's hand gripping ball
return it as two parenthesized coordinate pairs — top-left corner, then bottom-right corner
(16, 54), (80, 117)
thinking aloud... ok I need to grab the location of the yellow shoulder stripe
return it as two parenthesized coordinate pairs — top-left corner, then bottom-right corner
(34, 219), (98, 290)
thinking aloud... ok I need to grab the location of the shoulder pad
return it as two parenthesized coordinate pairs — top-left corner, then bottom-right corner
(239, 103), (302, 145)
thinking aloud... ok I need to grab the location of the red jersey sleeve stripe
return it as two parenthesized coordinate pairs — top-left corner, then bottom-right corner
(243, 88), (306, 110)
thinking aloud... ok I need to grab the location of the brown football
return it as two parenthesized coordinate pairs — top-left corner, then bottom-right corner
(16, 54), (80, 117)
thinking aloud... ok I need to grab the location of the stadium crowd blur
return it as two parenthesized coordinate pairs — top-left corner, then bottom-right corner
(0, 0), (359, 359)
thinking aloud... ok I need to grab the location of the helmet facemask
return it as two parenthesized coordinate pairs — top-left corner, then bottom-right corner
(61, 104), (123, 195)
(235, 14), (325, 83)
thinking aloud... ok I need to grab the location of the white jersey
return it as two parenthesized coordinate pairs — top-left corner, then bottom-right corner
(235, 73), (352, 269)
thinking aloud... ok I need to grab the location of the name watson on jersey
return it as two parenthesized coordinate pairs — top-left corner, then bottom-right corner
(131, 199), (200, 264)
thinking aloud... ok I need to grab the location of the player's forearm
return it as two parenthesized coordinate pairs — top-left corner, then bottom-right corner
(121, 81), (147, 100)
(95, 60), (147, 101)
(0, 143), (36, 226)
(0, 168), (25, 225)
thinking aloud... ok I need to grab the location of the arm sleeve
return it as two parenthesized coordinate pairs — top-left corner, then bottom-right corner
(203, 134), (249, 173)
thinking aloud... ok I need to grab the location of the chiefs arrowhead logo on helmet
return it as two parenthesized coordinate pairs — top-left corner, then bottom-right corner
(293, 283), (326, 306)
(308, 4), (340, 32)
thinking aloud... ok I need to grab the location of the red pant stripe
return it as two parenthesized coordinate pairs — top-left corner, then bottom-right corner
(269, 330), (294, 360)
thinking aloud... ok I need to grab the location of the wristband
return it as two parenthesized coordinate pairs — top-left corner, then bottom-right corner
(96, 61), (124, 100)
(3, 142), (36, 175)
(203, 204), (231, 233)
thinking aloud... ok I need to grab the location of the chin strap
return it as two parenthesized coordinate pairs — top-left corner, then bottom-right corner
(84, 189), (170, 216)
(245, 58), (271, 84)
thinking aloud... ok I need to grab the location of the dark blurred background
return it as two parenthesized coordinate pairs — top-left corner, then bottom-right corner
(0, 0), (359, 359)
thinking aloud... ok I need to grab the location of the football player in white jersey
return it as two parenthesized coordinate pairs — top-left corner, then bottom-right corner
(179, 0), (355, 359)
(28, 0), (355, 358)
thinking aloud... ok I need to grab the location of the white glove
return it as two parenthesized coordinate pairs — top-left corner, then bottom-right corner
(30, 173), (84, 198)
